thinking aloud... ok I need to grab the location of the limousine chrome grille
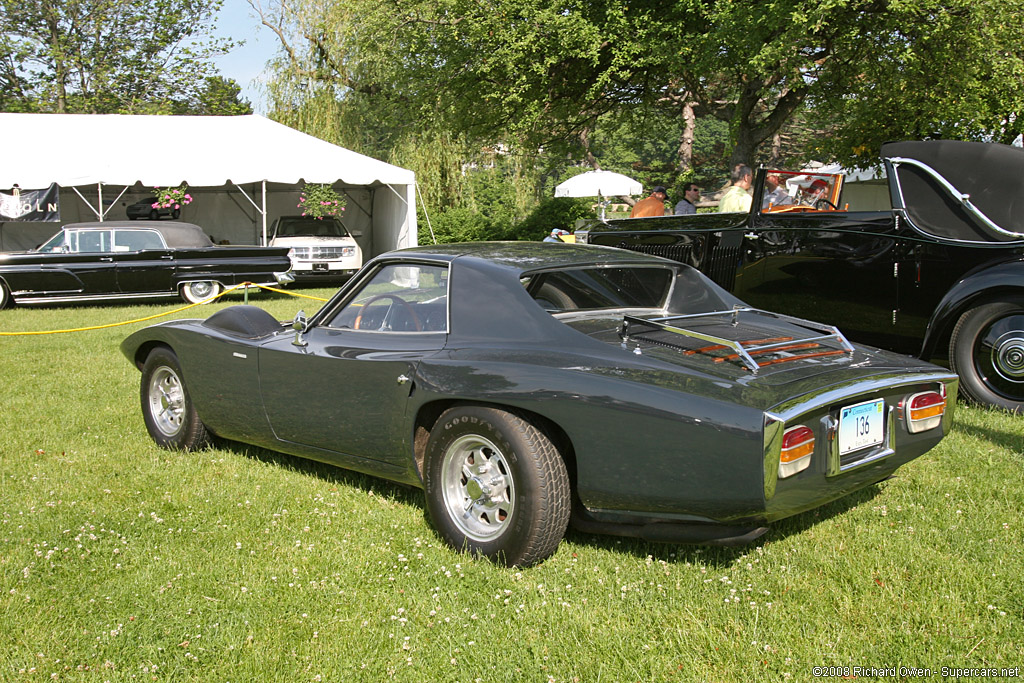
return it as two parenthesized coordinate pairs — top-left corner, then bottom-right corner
(619, 307), (854, 373)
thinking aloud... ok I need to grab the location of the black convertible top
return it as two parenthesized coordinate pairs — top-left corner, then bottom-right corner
(881, 140), (1024, 243)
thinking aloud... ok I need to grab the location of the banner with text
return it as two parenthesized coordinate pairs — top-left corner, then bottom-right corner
(0, 184), (60, 222)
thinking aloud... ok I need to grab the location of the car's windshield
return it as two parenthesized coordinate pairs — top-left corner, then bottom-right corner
(36, 231), (66, 252)
(274, 217), (350, 238)
(325, 263), (449, 332)
(522, 266), (673, 312)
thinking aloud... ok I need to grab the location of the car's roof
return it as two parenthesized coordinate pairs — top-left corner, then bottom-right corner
(386, 241), (675, 273)
(62, 221), (214, 248)
(881, 140), (1024, 243)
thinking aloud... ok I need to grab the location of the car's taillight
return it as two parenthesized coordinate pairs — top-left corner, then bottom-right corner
(902, 390), (946, 433)
(779, 425), (814, 478)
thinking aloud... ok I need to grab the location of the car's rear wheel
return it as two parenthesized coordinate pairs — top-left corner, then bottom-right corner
(172, 208), (181, 219)
(0, 280), (11, 309)
(950, 296), (1024, 412)
(140, 348), (209, 450)
(424, 405), (570, 567)
(180, 280), (222, 304)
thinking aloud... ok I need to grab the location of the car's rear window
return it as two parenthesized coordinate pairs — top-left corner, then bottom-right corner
(522, 266), (672, 312)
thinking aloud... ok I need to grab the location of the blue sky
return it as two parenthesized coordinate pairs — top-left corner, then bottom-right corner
(211, 0), (279, 113)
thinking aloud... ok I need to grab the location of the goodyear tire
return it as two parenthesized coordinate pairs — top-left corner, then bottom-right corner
(950, 296), (1024, 412)
(424, 406), (570, 567)
(140, 347), (210, 450)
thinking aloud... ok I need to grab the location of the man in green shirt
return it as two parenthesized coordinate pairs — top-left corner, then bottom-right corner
(719, 164), (753, 213)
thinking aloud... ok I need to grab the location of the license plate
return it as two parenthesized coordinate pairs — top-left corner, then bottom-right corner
(838, 399), (885, 455)
(312, 262), (328, 271)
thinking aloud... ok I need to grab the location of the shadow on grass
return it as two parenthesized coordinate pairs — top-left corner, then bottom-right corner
(215, 439), (424, 506)
(955, 421), (1024, 457)
(212, 437), (892, 570)
(564, 482), (887, 569)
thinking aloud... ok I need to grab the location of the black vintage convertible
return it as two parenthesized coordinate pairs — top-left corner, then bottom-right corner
(0, 221), (293, 307)
(122, 243), (957, 566)
(578, 140), (1024, 412)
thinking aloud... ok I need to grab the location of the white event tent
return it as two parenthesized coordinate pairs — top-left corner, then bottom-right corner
(0, 113), (417, 254)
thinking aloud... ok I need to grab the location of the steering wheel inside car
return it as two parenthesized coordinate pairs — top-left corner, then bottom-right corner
(353, 293), (423, 331)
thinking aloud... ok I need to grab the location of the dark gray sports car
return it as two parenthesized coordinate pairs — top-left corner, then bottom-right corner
(121, 242), (958, 566)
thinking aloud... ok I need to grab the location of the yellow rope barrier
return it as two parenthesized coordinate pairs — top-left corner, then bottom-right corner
(0, 283), (330, 336)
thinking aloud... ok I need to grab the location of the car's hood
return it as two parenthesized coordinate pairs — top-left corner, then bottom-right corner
(270, 236), (357, 246)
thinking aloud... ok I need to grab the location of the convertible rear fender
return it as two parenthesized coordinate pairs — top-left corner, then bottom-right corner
(920, 257), (1024, 359)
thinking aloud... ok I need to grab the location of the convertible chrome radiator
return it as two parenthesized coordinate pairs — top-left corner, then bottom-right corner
(619, 307), (854, 373)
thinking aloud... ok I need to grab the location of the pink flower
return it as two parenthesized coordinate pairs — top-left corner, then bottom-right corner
(151, 203), (159, 209)
(174, 204), (180, 210)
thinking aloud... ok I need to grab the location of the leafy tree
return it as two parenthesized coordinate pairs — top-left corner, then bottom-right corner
(0, 0), (244, 114)
(258, 0), (1024, 172)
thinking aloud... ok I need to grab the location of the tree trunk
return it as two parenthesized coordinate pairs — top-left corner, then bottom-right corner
(676, 100), (695, 173)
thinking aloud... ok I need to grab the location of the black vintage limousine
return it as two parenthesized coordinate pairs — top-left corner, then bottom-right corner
(578, 140), (1024, 412)
(0, 221), (293, 307)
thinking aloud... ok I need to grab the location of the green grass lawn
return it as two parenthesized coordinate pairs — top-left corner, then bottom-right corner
(1, 290), (1022, 681)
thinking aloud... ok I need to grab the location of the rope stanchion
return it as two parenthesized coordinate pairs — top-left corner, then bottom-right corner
(0, 282), (330, 337)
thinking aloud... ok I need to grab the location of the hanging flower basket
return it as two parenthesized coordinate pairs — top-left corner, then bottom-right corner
(152, 185), (193, 211)
(299, 183), (346, 219)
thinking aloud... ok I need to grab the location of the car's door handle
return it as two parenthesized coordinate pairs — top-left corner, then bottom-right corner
(397, 374), (410, 385)
(100, 256), (114, 261)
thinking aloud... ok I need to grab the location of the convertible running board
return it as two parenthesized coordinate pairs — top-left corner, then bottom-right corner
(570, 514), (769, 547)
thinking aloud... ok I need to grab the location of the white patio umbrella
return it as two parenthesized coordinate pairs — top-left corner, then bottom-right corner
(554, 170), (643, 219)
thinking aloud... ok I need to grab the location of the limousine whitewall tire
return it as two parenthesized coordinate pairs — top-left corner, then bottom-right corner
(424, 406), (571, 567)
(950, 296), (1024, 413)
(0, 280), (10, 309)
(180, 280), (222, 304)
(140, 347), (210, 450)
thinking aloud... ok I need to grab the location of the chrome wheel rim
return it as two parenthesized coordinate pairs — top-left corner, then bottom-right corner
(188, 282), (215, 300)
(440, 434), (515, 542)
(147, 366), (185, 437)
(975, 312), (1024, 399)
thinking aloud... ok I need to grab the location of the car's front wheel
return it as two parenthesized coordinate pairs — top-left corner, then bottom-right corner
(424, 406), (570, 567)
(180, 280), (222, 304)
(140, 347), (210, 450)
(950, 296), (1024, 412)
(149, 209), (159, 220)
(0, 280), (11, 310)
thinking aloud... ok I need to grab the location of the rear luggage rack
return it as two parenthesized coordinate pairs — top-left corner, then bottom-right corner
(620, 307), (854, 373)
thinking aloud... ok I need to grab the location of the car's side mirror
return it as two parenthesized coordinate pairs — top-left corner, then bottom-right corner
(291, 310), (308, 347)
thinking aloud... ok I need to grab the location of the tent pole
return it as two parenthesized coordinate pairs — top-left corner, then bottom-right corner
(261, 180), (267, 246)
(98, 184), (104, 221)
